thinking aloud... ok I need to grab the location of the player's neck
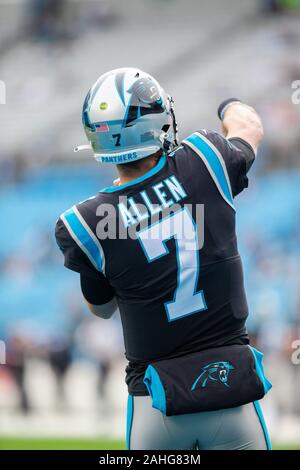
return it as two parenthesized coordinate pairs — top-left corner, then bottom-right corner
(116, 153), (161, 185)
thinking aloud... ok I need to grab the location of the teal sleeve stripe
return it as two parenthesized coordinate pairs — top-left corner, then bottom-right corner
(249, 346), (272, 394)
(126, 395), (134, 450)
(253, 401), (272, 450)
(62, 207), (104, 272)
(185, 133), (234, 207)
(144, 365), (167, 414)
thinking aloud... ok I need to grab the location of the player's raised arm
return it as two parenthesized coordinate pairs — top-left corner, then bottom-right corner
(218, 99), (264, 155)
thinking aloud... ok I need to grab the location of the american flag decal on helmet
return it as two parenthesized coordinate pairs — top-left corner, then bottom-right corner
(95, 123), (109, 132)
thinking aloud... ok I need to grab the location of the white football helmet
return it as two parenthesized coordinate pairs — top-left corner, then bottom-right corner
(75, 67), (178, 164)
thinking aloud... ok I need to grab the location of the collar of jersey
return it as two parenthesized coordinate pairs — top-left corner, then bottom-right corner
(99, 154), (167, 193)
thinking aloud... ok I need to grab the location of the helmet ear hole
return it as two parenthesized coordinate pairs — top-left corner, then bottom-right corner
(162, 124), (170, 132)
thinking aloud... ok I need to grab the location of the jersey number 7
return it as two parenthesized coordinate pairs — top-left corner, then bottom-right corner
(137, 208), (207, 322)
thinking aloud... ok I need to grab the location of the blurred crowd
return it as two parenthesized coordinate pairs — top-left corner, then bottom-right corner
(25, 0), (117, 42)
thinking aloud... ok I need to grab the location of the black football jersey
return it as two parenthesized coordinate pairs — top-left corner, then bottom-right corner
(55, 130), (255, 395)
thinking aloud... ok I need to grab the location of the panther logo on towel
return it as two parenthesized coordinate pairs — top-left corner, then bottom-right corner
(191, 361), (235, 390)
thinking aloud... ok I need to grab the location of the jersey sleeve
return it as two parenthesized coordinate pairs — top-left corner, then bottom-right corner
(198, 130), (255, 197)
(55, 217), (102, 279)
(80, 273), (115, 305)
(55, 216), (115, 305)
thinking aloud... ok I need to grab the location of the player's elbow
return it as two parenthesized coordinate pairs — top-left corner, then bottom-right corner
(88, 305), (114, 319)
(86, 298), (117, 319)
(88, 305), (111, 319)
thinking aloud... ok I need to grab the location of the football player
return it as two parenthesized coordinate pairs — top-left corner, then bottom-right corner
(55, 68), (270, 450)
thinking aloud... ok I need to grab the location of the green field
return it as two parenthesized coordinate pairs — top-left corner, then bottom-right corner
(0, 437), (125, 450)
(0, 437), (299, 450)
